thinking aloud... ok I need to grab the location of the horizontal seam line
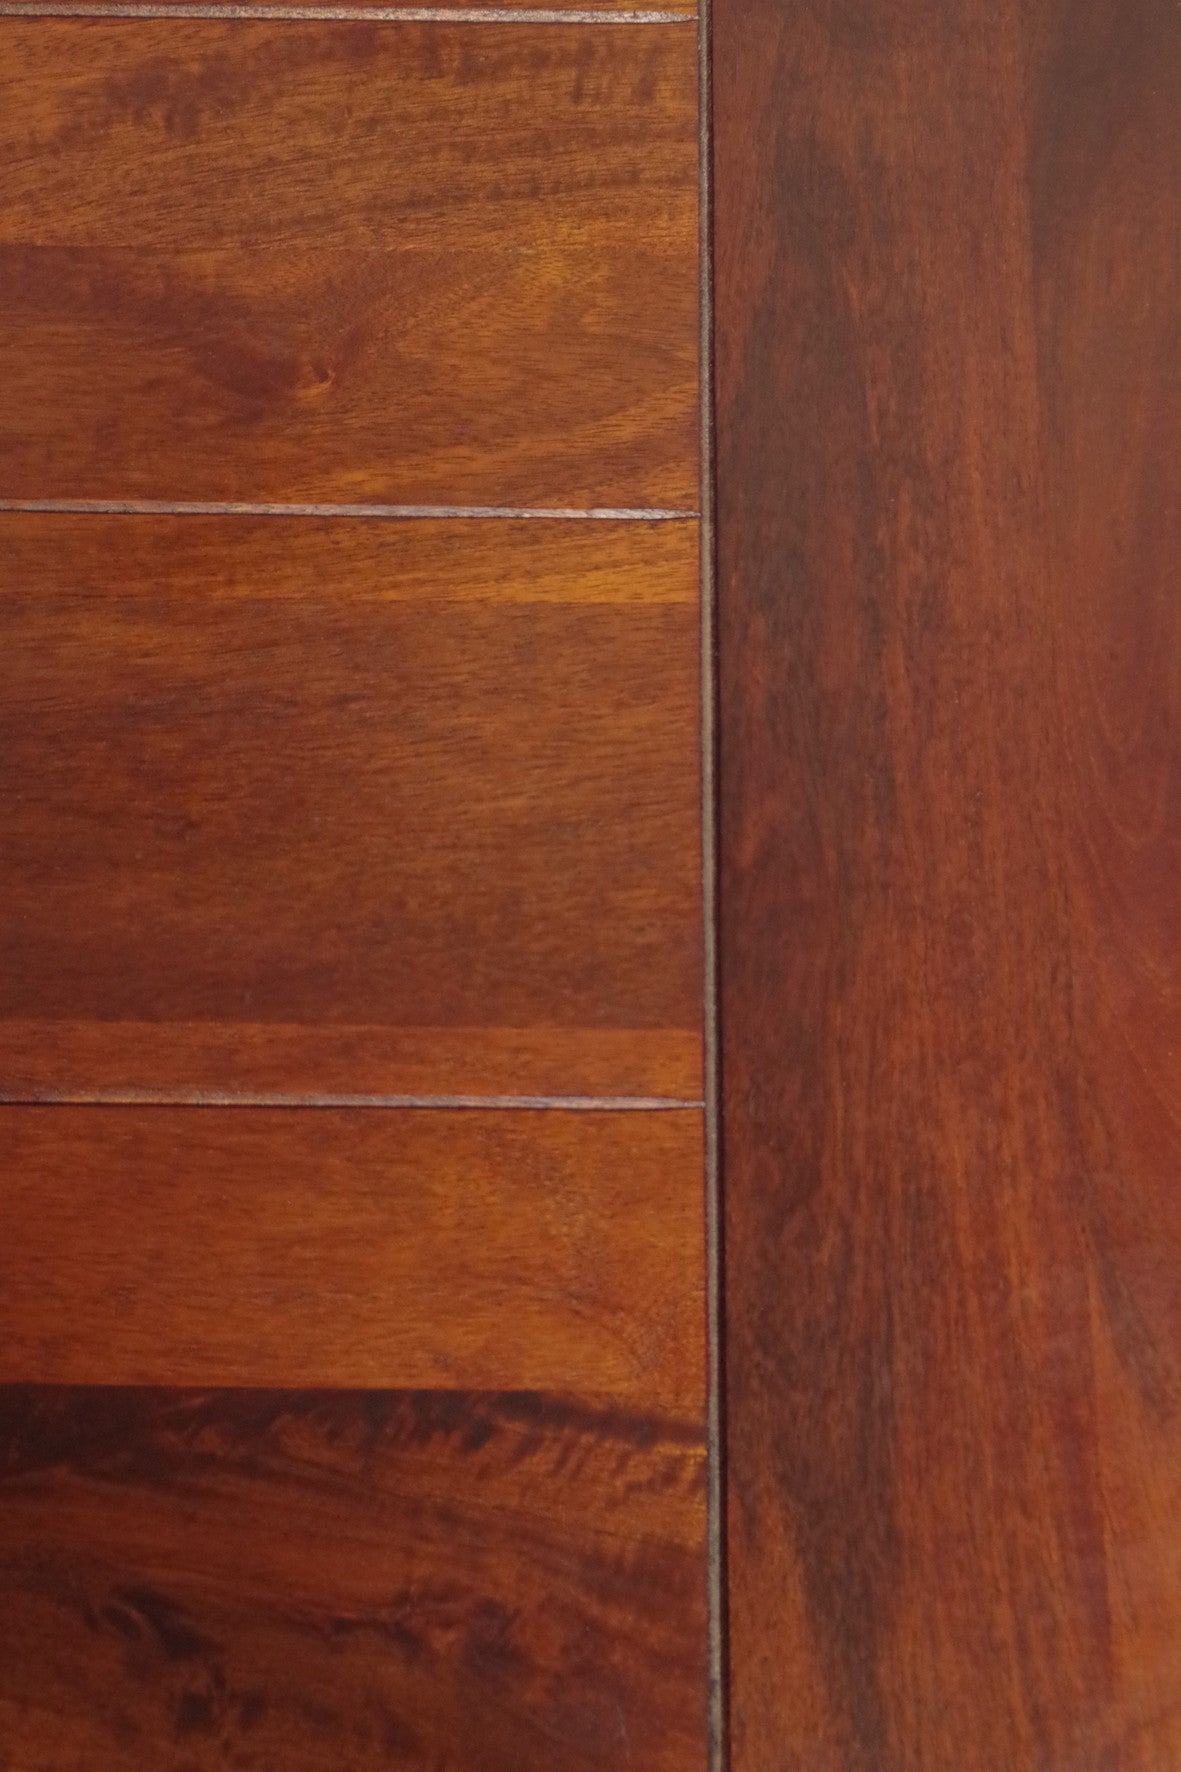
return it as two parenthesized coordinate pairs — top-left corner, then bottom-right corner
(0, 500), (698, 521)
(0, 1092), (705, 1109)
(0, 4), (695, 19)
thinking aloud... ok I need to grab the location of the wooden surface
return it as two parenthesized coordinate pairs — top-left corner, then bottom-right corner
(0, 6), (708, 1764)
(46, 0), (702, 10)
(0, 1106), (705, 1405)
(0, 20), (697, 508)
(0, 514), (701, 1102)
(0, 1386), (707, 1770)
(716, 1), (1180, 1768)
(2, 0), (698, 11)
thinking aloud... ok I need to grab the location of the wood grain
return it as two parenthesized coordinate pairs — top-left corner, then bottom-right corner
(0, 1385), (707, 1770)
(0, 1106), (705, 1405)
(715, 0), (1181, 1767)
(31, 0), (703, 11)
(0, 20), (697, 508)
(0, 0), (697, 12)
(0, 1024), (703, 1106)
(0, 514), (701, 1102)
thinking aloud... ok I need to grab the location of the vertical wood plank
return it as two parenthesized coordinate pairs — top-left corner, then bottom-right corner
(715, 1), (1180, 1766)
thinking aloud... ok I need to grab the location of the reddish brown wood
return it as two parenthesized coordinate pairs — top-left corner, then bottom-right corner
(0, 1386), (707, 1770)
(0, 515), (701, 1102)
(716, 0), (1181, 1767)
(0, 1106), (705, 1406)
(0, 11), (710, 1770)
(33, 0), (700, 11)
(0, 20), (697, 508)
(4, 0), (697, 11)
(43, 0), (702, 10)
(0, 1022), (703, 1105)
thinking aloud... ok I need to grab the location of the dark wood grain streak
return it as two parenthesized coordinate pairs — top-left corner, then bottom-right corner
(0, 1386), (707, 1769)
(715, 0), (1180, 1767)
(0, 515), (701, 1102)
(0, 1107), (706, 1407)
(0, 20), (697, 508)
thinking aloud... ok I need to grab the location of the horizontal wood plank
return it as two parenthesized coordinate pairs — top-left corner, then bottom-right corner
(0, 1107), (706, 1405)
(0, 515), (702, 1102)
(0, 20), (698, 508)
(0, 1025), (703, 1105)
(0, 0), (698, 12)
(0, 512), (699, 604)
(0, 1385), (707, 1770)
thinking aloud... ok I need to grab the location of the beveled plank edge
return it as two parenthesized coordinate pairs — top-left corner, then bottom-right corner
(0, 500), (699, 519)
(0, 1091), (705, 1108)
(696, 0), (724, 1763)
(0, 3), (696, 18)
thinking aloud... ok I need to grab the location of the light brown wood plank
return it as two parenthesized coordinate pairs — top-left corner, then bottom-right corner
(0, 21), (698, 508)
(0, 1024), (703, 1104)
(21, 0), (702, 11)
(0, 1386), (707, 1770)
(0, 512), (699, 604)
(2, 0), (697, 13)
(0, 1107), (706, 1405)
(0, 515), (701, 1102)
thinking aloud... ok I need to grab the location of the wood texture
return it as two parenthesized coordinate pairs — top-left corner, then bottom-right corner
(0, 0), (698, 12)
(716, 1), (1181, 1767)
(0, 1106), (705, 1405)
(36, 0), (702, 11)
(0, 1386), (707, 1770)
(0, 514), (701, 1102)
(0, 20), (697, 508)
(0, 3), (709, 1765)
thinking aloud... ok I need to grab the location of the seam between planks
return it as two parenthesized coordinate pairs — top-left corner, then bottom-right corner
(0, 499), (698, 520)
(698, 0), (727, 1761)
(0, 1092), (706, 1110)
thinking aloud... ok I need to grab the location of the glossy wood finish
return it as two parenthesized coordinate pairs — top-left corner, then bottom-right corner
(46, 0), (703, 11)
(0, 1386), (707, 1770)
(0, 20), (697, 508)
(0, 1023), (703, 1106)
(2, 0), (697, 11)
(0, 5), (710, 1765)
(716, 0), (1180, 1767)
(0, 515), (701, 1102)
(0, 1107), (705, 1405)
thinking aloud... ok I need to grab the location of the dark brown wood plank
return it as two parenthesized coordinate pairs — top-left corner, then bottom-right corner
(0, 20), (697, 508)
(0, 1107), (706, 1405)
(0, 515), (701, 1102)
(715, 1), (1181, 1767)
(0, 1386), (707, 1770)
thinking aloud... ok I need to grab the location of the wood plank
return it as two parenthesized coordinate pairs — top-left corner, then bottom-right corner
(0, 1025), (703, 1106)
(6, 1), (699, 13)
(0, 20), (698, 508)
(0, 1107), (705, 1405)
(0, 1385), (707, 1770)
(715, 0), (1181, 1767)
(0, 515), (701, 1103)
(16, 0), (702, 11)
